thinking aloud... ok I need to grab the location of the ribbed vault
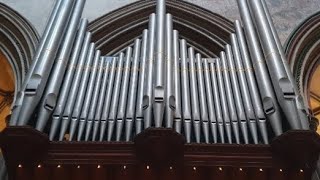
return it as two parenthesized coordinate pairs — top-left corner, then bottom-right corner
(88, 0), (234, 57)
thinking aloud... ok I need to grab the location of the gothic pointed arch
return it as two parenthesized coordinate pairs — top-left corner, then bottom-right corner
(88, 0), (234, 57)
(0, 3), (39, 96)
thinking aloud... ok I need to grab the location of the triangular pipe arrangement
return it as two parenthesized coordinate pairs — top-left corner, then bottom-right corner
(9, 0), (309, 144)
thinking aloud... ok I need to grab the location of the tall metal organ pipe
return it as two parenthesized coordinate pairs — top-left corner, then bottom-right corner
(135, 30), (149, 135)
(143, 14), (156, 129)
(125, 39), (141, 141)
(10, 0), (64, 126)
(260, 0), (309, 130)
(9, 0), (307, 145)
(59, 33), (91, 141)
(173, 30), (182, 133)
(17, 0), (75, 126)
(36, 18), (88, 132)
(236, 0), (283, 136)
(165, 13), (175, 129)
(248, 0), (303, 130)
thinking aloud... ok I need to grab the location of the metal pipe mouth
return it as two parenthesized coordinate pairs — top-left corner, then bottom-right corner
(265, 106), (275, 114)
(283, 92), (295, 99)
(44, 103), (54, 111)
(194, 119), (200, 123)
(25, 88), (37, 95)
(240, 119), (247, 123)
(258, 118), (267, 123)
(174, 118), (181, 122)
(93, 119), (100, 122)
(169, 104), (175, 110)
(136, 117), (143, 121)
(126, 118), (133, 122)
(154, 97), (164, 103)
(52, 115), (60, 119)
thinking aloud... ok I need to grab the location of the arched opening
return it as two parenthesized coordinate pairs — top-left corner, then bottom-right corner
(285, 11), (320, 132)
(0, 3), (39, 131)
(88, 0), (234, 57)
(0, 3), (39, 98)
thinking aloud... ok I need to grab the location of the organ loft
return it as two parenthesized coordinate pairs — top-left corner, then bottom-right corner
(0, 0), (320, 179)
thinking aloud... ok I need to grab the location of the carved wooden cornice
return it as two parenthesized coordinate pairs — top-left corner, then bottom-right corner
(1, 126), (320, 180)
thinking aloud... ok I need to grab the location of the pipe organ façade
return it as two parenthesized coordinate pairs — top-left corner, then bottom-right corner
(9, 0), (310, 144)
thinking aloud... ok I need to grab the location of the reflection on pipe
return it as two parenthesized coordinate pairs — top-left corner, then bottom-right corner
(13, 0), (307, 146)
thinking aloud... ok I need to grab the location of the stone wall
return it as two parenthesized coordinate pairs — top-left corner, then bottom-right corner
(0, 0), (319, 44)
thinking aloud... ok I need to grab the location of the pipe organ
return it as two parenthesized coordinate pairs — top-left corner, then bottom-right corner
(9, 0), (310, 144)
(3, 0), (320, 180)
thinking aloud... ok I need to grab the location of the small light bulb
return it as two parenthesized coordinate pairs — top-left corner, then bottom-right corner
(97, 165), (101, 169)
(57, 165), (61, 168)
(77, 165), (80, 169)
(18, 164), (22, 168)
(259, 168), (263, 172)
(37, 165), (41, 168)
(219, 167), (223, 171)
(239, 168), (243, 171)
(193, 167), (196, 171)
(300, 169), (303, 173)
(170, 166), (173, 170)
(280, 169), (283, 172)
(123, 165), (126, 170)
(146, 165), (150, 170)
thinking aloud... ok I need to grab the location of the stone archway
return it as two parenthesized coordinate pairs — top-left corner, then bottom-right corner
(0, 3), (39, 98)
(284, 11), (320, 128)
(0, 3), (39, 130)
(88, 0), (234, 57)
